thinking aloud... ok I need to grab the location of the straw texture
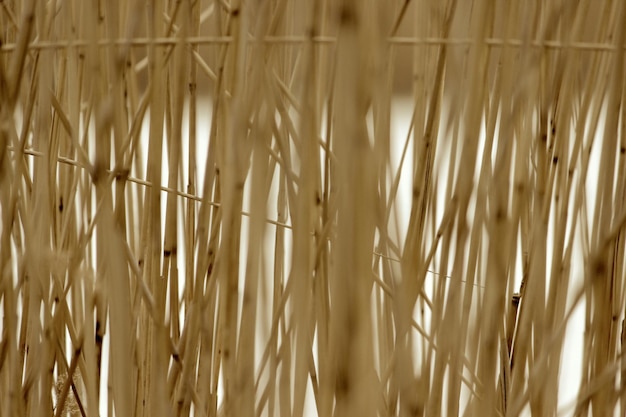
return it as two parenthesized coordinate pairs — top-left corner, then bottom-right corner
(1, 1), (626, 416)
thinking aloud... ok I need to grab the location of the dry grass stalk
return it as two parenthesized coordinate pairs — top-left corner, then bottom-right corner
(1, 0), (626, 416)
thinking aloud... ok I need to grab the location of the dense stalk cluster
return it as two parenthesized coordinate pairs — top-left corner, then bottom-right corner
(1, 1), (625, 416)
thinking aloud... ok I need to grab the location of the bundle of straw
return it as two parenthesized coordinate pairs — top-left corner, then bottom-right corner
(1, 0), (625, 416)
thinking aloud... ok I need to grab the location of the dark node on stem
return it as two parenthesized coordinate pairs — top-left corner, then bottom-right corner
(54, 296), (59, 303)
(412, 187), (420, 199)
(188, 82), (197, 94)
(541, 134), (547, 142)
(339, 5), (357, 27)
(620, 147), (625, 154)
(59, 198), (63, 212)
(91, 162), (106, 184)
(315, 193), (322, 205)
(335, 372), (350, 397)
(115, 169), (129, 182)
(409, 402), (424, 417)
(231, 8), (240, 17)
(512, 293), (521, 307)
(164, 250), (172, 257)
(95, 321), (103, 344)
(222, 348), (230, 359)
(613, 315), (618, 321)
(173, 353), (180, 362)
(495, 208), (505, 221)
(552, 156), (558, 164)
(78, 52), (85, 60)
(592, 258), (607, 276)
